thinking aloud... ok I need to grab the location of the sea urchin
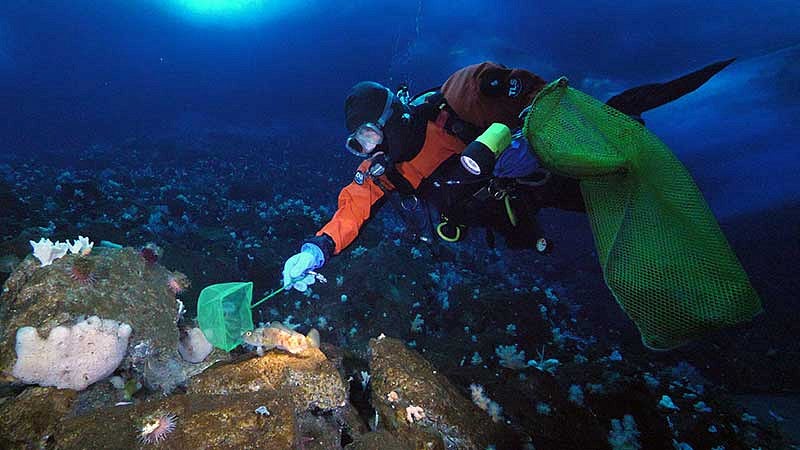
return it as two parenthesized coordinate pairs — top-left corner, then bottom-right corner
(69, 256), (96, 285)
(138, 412), (177, 445)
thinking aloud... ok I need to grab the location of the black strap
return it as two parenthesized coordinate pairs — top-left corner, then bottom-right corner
(373, 92), (484, 199)
(415, 92), (482, 144)
(408, 86), (442, 104)
(413, 91), (445, 123)
(443, 108), (481, 144)
(384, 164), (416, 195)
(366, 153), (415, 195)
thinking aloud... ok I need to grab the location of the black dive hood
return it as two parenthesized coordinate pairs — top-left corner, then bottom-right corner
(376, 101), (424, 162)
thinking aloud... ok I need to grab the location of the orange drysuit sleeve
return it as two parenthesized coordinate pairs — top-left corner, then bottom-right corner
(317, 159), (388, 254)
(317, 122), (465, 254)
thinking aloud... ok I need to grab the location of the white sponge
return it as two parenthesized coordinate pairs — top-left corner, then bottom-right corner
(178, 327), (213, 363)
(12, 316), (132, 390)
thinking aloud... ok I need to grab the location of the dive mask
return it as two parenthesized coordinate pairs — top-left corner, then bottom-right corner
(345, 88), (395, 157)
(346, 123), (384, 157)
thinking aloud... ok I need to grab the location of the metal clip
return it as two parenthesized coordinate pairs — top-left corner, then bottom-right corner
(487, 179), (507, 200)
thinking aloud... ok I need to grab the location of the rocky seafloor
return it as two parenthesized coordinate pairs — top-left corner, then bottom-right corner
(0, 132), (795, 449)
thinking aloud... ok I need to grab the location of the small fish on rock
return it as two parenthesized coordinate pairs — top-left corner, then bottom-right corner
(242, 322), (320, 356)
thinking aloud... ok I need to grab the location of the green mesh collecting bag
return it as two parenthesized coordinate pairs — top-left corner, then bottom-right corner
(523, 78), (762, 350)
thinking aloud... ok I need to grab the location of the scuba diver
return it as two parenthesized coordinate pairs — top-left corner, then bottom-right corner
(281, 59), (736, 293)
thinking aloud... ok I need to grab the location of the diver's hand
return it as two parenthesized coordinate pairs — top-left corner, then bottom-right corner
(282, 243), (325, 292)
(282, 253), (316, 292)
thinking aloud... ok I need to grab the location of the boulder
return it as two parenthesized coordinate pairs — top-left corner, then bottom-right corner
(189, 347), (347, 412)
(367, 336), (527, 450)
(50, 347), (350, 449)
(54, 392), (296, 450)
(0, 247), (205, 393)
(0, 387), (77, 449)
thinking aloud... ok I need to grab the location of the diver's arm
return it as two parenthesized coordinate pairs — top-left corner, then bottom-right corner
(313, 159), (389, 255)
(309, 123), (462, 256)
(284, 160), (390, 290)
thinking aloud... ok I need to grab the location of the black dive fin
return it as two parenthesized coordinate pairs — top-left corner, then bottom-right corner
(606, 58), (735, 120)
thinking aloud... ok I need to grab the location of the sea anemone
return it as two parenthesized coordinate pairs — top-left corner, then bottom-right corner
(69, 256), (96, 285)
(167, 272), (191, 295)
(138, 412), (177, 445)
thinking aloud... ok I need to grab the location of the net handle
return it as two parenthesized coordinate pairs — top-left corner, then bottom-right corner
(249, 274), (310, 310)
(250, 285), (288, 309)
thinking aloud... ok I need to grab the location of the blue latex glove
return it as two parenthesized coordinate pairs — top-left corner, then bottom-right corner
(282, 243), (325, 292)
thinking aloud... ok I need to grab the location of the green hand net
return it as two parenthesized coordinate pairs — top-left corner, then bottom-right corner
(523, 78), (762, 350)
(197, 282), (255, 351)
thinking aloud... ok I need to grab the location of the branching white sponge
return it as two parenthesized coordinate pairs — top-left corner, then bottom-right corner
(12, 316), (132, 390)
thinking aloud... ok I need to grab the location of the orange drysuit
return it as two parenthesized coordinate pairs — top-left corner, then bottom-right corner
(317, 62), (546, 255)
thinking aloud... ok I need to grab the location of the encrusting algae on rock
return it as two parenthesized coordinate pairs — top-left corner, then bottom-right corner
(0, 246), (209, 394)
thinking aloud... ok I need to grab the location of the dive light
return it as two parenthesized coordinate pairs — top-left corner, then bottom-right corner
(460, 123), (513, 176)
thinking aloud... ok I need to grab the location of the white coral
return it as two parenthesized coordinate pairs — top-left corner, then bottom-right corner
(12, 315), (132, 390)
(29, 238), (70, 266)
(67, 235), (94, 255)
(470, 383), (504, 423)
(495, 344), (527, 369)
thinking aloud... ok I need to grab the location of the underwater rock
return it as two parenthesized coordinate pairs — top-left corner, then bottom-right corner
(0, 386), (77, 449)
(53, 392), (298, 449)
(367, 336), (527, 450)
(70, 374), (123, 416)
(0, 248), (182, 393)
(340, 400), (372, 443)
(293, 410), (347, 450)
(345, 430), (411, 450)
(0, 254), (21, 273)
(189, 346), (347, 413)
(51, 347), (349, 449)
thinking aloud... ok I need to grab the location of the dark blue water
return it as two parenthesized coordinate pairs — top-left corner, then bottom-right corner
(1, 1), (798, 448)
